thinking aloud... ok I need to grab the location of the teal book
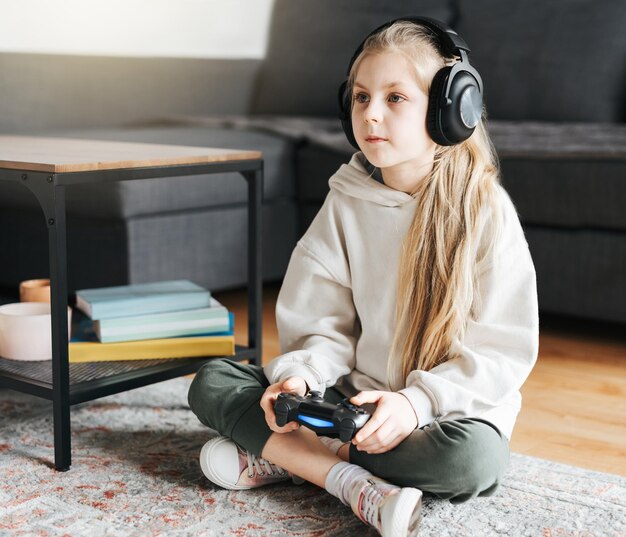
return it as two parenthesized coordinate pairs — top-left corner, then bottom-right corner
(71, 311), (235, 343)
(93, 298), (230, 343)
(69, 312), (235, 362)
(75, 280), (212, 320)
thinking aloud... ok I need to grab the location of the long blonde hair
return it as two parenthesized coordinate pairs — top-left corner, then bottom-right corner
(347, 21), (503, 388)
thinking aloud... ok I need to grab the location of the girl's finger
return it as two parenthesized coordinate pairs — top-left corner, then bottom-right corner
(271, 421), (299, 434)
(259, 395), (270, 413)
(260, 395), (277, 424)
(352, 409), (387, 445)
(368, 432), (404, 454)
(351, 391), (383, 406)
(359, 421), (395, 452)
(282, 377), (306, 395)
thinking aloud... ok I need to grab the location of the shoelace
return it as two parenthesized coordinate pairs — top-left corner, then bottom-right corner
(245, 451), (288, 478)
(357, 479), (397, 529)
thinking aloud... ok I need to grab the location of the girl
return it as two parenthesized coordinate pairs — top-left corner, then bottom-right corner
(188, 18), (538, 537)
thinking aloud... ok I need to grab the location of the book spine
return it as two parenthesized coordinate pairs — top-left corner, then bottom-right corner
(97, 306), (227, 330)
(97, 325), (230, 343)
(98, 317), (229, 336)
(87, 293), (212, 320)
(68, 336), (235, 362)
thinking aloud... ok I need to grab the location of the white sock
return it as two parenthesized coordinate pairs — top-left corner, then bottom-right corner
(318, 436), (347, 455)
(324, 461), (372, 507)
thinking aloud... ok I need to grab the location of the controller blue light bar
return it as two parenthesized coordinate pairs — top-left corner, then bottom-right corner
(298, 414), (334, 428)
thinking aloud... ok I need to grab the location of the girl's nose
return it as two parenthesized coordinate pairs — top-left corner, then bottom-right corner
(364, 101), (383, 124)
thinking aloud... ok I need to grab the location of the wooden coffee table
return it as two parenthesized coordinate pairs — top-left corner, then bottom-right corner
(0, 135), (264, 471)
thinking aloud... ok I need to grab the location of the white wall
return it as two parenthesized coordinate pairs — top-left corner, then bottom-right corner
(0, 0), (274, 58)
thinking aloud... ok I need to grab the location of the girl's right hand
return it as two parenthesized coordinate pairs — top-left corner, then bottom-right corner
(260, 376), (308, 433)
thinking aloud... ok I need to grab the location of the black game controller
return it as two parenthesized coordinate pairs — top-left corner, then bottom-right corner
(274, 390), (371, 442)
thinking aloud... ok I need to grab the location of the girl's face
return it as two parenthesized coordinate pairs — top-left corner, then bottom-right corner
(351, 51), (436, 191)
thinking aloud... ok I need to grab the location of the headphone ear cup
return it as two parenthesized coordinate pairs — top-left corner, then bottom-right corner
(428, 67), (483, 146)
(446, 70), (483, 143)
(427, 66), (454, 146)
(337, 81), (360, 150)
(338, 80), (349, 118)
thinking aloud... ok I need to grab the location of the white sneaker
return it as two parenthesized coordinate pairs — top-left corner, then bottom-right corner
(351, 476), (422, 536)
(200, 436), (302, 490)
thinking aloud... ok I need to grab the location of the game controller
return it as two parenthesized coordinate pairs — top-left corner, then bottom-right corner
(274, 390), (371, 442)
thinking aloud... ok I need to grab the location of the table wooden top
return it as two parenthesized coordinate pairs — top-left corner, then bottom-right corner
(0, 135), (262, 173)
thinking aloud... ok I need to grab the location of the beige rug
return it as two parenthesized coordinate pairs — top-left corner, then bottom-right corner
(1, 377), (624, 536)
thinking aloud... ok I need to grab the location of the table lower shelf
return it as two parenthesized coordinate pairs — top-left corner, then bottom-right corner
(0, 345), (257, 404)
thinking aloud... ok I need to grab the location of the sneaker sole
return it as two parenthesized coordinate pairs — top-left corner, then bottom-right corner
(200, 437), (252, 490)
(389, 488), (423, 536)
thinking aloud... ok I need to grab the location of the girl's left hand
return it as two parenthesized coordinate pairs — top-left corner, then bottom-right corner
(350, 391), (418, 454)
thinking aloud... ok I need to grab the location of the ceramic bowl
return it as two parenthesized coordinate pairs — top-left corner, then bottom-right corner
(0, 302), (72, 361)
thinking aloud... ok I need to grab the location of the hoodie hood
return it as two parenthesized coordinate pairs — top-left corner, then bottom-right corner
(328, 153), (416, 207)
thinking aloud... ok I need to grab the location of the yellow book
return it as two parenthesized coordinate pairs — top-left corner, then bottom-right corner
(69, 335), (235, 363)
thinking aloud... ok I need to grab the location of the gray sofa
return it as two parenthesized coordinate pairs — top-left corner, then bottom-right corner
(1, 0), (625, 324)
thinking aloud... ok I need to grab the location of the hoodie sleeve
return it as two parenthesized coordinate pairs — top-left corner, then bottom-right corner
(399, 190), (539, 429)
(263, 241), (359, 394)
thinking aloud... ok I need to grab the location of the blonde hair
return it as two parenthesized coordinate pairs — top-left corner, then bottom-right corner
(347, 21), (503, 388)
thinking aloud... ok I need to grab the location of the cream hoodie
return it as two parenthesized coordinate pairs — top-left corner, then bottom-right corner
(264, 153), (539, 440)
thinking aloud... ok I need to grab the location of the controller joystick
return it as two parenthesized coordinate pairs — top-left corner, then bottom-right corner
(274, 391), (371, 442)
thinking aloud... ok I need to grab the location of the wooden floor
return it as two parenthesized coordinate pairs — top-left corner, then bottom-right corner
(214, 284), (626, 477)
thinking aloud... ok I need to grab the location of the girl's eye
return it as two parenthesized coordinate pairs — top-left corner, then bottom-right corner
(352, 93), (405, 104)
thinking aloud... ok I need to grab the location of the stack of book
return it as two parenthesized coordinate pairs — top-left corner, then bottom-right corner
(69, 280), (235, 363)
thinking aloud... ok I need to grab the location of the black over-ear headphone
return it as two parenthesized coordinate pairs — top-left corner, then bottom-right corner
(338, 16), (484, 149)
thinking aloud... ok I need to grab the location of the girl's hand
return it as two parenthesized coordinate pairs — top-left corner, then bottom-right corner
(260, 376), (308, 433)
(350, 391), (418, 454)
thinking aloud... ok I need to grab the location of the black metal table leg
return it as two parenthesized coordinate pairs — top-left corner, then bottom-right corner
(48, 179), (71, 471)
(20, 172), (72, 470)
(244, 166), (263, 366)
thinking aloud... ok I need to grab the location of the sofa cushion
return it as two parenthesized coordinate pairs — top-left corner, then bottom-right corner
(525, 226), (626, 323)
(490, 121), (626, 231)
(0, 201), (298, 292)
(455, 0), (626, 123)
(125, 200), (297, 290)
(296, 137), (352, 204)
(0, 126), (296, 218)
(253, 0), (454, 117)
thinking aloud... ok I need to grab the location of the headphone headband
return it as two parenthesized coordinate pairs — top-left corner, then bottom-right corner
(345, 16), (471, 76)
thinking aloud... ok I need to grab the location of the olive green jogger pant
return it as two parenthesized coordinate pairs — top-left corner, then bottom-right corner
(188, 358), (511, 503)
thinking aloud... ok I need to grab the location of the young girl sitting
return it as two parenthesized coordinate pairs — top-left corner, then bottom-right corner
(188, 17), (538, 537)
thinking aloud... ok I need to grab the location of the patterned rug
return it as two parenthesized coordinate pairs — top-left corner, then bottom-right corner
(0, 377), (624, 536)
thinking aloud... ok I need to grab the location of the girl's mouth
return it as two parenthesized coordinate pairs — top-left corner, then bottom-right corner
(366, 136), (387, 143)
